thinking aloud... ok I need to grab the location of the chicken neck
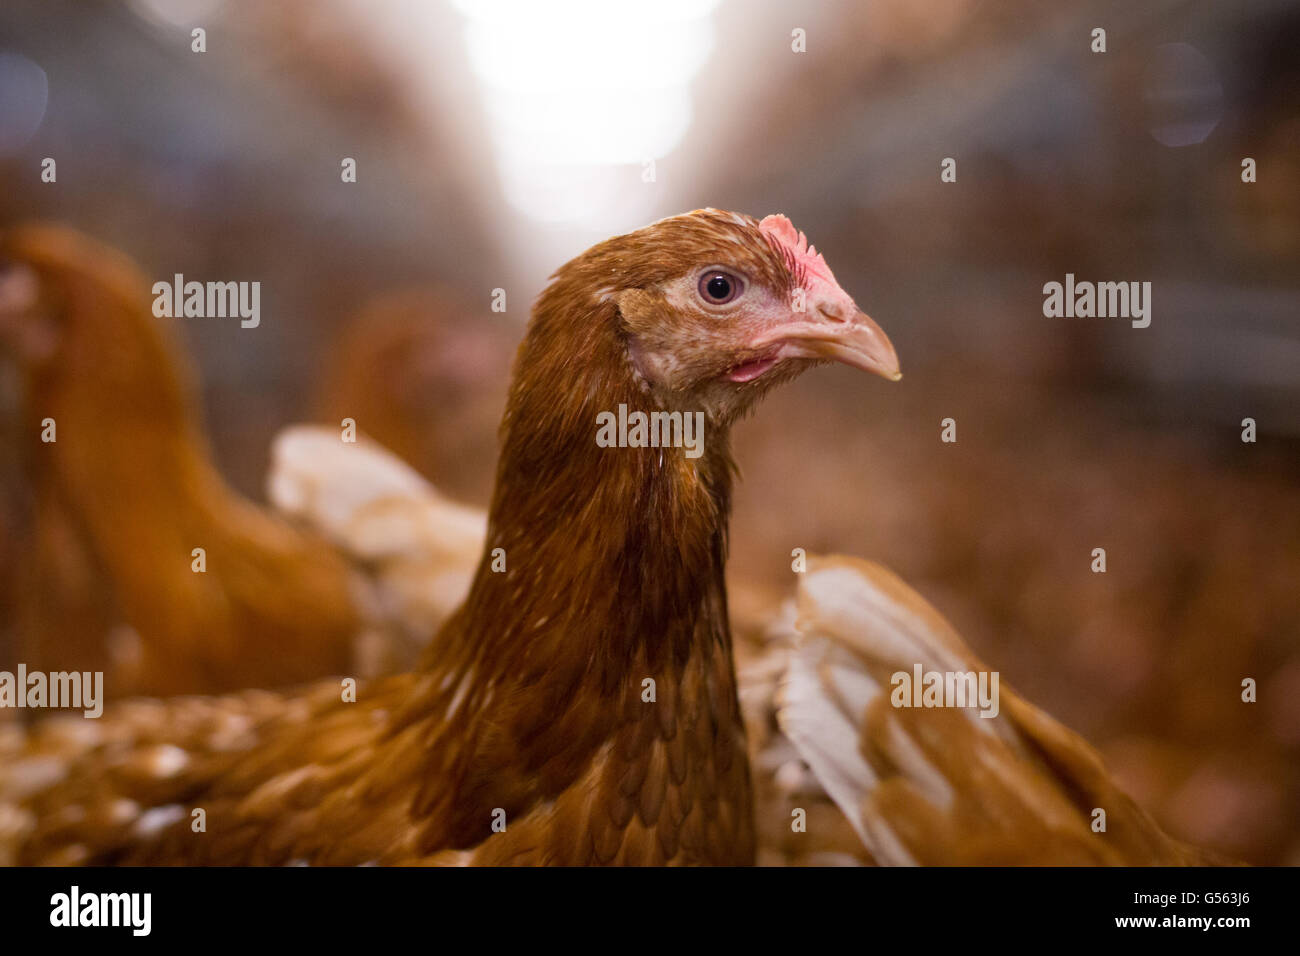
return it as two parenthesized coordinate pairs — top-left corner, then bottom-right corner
(399, 293), (756, 863)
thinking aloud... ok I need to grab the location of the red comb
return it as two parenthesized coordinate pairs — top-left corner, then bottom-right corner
(759, 214), (842, 297)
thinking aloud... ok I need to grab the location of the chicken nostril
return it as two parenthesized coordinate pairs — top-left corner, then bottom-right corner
(817, 304), (849, 324)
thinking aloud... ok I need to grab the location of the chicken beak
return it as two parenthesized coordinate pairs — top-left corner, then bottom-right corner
(755, 307), (902, 382)
(753, 214), (902, 382)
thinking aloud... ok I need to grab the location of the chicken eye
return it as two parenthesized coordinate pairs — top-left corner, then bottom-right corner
(698, 270), (743, 305)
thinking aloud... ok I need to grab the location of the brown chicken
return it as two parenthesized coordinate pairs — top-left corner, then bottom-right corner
(312, 287), (511, 504)
(0, 224), (358, 697)
(777, 554), (1228, 865)
(1, 208), (901, 865)
(267, 424), (487, 675)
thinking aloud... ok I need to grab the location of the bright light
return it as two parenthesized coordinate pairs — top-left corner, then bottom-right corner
(128, 0), (226, 31)
(451, 0), (721, 225)
(461, 13), (715, 94)
(479, 84), (695, 167)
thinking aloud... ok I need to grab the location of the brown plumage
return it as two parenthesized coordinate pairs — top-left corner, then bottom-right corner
(778, 554), (1230, 865)
(266, 424), (487, 676)
(1, 209), (901, 865)
(267, 426), (866, 865)
(0, 225), (359, 696)
(311, 287), (511, 504)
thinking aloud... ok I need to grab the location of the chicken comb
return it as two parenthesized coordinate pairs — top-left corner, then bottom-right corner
(758, 214), (838, 294)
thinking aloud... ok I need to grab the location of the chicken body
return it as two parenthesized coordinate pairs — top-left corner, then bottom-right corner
(1, 209), (901, 865)
(260, 432), (1219, 866)
(0, 226), (360, 696)
(777, 555), (1227, 865)
(267, 425), (869, 865)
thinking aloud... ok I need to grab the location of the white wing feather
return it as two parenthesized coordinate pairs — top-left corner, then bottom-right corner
(267, 425), (486, 669)
(777, 554), (1214, 865)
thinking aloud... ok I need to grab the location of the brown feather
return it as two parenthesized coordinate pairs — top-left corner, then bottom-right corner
(778, 555), (1233, 865)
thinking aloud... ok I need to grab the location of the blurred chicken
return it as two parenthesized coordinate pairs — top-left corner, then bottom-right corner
(776, 554), (1228, 865)
(312, 288), (511, 505)
(267, 425), (486, 675)
(1, 209), (902, 865)
(0, 224), (361, 696)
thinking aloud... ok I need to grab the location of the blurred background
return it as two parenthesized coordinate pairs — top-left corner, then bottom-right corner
(0, 0), (1297, 863)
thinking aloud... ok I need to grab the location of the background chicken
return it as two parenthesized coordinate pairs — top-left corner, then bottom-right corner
(267, 424), (486, 675)
(1, 209), (901, 866)
(0, 224), (362, 697)
(776, 554), (1227, 865)
(311, 288), (511, 506)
